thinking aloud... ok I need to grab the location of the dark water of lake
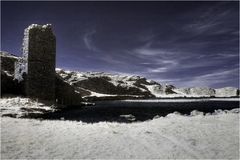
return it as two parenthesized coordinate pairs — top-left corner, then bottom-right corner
(32, 99), (239, 123)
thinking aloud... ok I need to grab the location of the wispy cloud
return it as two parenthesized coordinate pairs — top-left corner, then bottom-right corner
(83, 30), (100, 52)
(130, 46), (180, 73)
(183, 4), (235, 35)
(178, 68), (239, 87)
(74, 2), (240, 88)
(133, 45), (176, 57)
(145, 68), (239, 88)
(100, 55), (125, 65)
(147, 67), (168, 73)
(137, 31), (157, 43)
(215, 53), (239, 58)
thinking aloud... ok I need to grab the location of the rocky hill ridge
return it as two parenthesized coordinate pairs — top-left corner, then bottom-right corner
(1, 51), (239, 99)
(56, 68), (239, 98)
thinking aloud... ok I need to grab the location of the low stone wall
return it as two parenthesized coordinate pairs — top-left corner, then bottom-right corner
(55, 75), (82, 105)
(0, 52), (19, 74)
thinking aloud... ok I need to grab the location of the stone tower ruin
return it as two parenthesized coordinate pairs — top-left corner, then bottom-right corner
(15, 24), (56, 101)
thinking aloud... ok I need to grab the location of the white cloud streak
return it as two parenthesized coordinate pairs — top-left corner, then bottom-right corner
(147, 67), (168, 73)
(83, 30), (99, 52)
(183, 4), (234, 35)
(179, 68), (239, 87)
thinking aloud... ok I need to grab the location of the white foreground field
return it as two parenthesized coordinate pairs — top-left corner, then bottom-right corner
(1, 110), (239, 159)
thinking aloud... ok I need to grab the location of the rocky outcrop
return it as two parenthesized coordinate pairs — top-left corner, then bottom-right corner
(76, 77), (152, 96)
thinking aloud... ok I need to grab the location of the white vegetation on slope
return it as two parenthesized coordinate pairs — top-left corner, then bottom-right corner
(215, 87), (239, 97)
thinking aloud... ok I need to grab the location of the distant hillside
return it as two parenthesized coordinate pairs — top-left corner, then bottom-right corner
(1, 51), (239, 99)
(56, 68), (239, 99)
(174, 87), (239, 98)
(56, 68), (176, 99)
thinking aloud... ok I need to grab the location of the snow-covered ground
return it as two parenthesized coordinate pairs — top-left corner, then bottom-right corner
(1, 110), (239, 159)
(1, 97), (239, 159)
(0, 97), (56, 117)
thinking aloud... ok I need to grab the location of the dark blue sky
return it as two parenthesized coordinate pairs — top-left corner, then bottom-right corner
(1, 1), (239, 88)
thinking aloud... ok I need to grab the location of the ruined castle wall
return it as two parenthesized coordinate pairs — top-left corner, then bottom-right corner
(24, 24), (56, 101)
(14, 58), (27, 82)
(0, 52), (19, 74)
